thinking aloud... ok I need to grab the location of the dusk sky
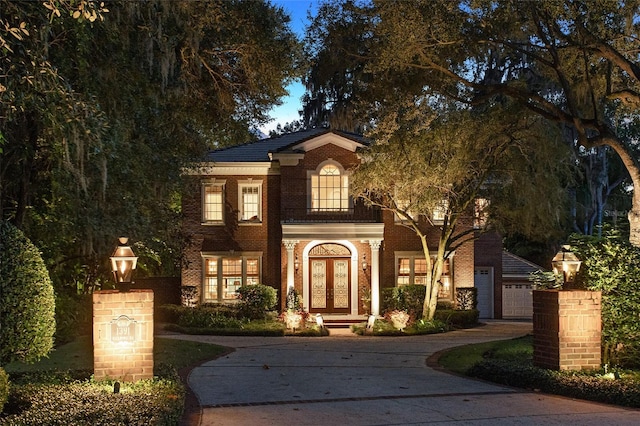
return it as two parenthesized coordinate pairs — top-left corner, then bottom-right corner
(260, 0), (319, 134)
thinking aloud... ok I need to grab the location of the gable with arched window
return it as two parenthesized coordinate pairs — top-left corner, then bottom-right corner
(309, 161), (350, 212)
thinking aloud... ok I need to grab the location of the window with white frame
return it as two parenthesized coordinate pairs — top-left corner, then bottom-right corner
(395, 253), (453, 299)
(394, 198), (417, 223)
(238, 180), (262, 222)
(432, 199), (448, 224)
(202, 180), (225, 223)
(202, 254), (261, 302)
(310, 163), (349, 211)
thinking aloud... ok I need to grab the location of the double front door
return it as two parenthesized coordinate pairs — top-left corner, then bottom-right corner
(309, 257), (350, 314)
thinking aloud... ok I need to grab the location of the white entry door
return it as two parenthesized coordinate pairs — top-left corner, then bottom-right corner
(474, 268), (494, 319)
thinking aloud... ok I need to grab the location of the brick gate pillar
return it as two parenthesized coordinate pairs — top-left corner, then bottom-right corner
(533, 290), (601, 371)
(93, 289), (154, 381)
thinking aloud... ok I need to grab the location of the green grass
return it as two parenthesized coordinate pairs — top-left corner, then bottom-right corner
(5, 336), (229, 373)
(438, 335), (640, 409)
(438, 335), (533, 374)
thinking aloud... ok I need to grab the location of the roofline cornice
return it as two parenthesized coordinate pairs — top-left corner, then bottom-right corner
(183, 162), (280, 176)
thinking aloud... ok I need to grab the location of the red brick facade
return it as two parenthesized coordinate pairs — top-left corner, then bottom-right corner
(181, 129), (503, 319)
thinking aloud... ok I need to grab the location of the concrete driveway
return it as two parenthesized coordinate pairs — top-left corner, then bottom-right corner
(163, 321), (640, 425)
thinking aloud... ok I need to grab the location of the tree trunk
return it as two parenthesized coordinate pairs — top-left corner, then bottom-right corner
(602, 136), (640, 247)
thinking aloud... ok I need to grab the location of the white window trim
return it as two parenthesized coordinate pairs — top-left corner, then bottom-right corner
(201, 179), (226, 225)
(238, 179), (263, 224)
(201, 252), (263, 303)
(394, 251), (455, 298)
(431, 199), (448, 225)
(307, 159), (353, 212)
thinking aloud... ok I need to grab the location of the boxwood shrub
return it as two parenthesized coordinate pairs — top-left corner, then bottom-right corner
(0, 367), (8, 413)
(381, 285), (426, 318)
(434, 309), (479, 328)
(236, 284), (278, 320)
(469, 359), (640, 408)
(0, 221), (56, 365)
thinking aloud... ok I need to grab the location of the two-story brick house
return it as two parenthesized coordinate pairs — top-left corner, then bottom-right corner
(182, 128), (504, 321)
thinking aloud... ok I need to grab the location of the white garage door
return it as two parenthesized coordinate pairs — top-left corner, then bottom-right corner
(474, 268), (493, 319)
(502, 283), (534, 318)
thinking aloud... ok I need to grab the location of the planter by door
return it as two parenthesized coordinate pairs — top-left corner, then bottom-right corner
(532, 290), (601, 371)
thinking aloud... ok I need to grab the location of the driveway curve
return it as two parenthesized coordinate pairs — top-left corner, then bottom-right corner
(163, 321), (640, 425)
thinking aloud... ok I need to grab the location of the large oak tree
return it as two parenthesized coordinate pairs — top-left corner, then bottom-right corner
(1, 0), (300, 285)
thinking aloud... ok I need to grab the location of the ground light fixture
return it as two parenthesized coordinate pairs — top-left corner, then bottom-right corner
(110, 237), (138, 292)
(551, 245), (582, 287)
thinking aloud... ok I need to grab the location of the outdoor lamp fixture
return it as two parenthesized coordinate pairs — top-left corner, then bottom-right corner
(552, 245), (582, 287)
(315, 313), (325, 329)
(362, 253), (367, 271)
(110, 237), (138, 292)
(294, 254), (300, 274)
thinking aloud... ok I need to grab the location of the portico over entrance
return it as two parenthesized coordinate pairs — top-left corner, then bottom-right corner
(282, 223), (384, 319)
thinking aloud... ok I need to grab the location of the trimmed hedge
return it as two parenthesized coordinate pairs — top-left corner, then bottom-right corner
(237, 284), (278, 320)
(469, 359), (640, 408)
(434, 309), (479, 328)
(0, 367), (8, 413)
(381, 285), (426, 318)
(0, 376), (184, 425)
(0, 222), (56, 365)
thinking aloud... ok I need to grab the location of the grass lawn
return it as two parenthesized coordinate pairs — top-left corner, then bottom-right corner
(438, 334), (533, 374)
(5, 335), (229, 373)
(438, 334), (640, 409)
(1, 335), (229, 425)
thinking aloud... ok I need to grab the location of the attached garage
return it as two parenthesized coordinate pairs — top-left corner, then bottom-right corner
(501, 252), (545, 319)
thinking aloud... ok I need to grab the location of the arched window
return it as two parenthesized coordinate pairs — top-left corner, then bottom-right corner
(311, 163), (349, 211)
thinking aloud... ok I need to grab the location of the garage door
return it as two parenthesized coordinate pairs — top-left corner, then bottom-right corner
(474, 268), (493, 319)
(502, 283), (533, 318)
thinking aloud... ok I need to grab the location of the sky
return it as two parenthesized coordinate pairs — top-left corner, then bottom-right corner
(258, 0), (319, 135)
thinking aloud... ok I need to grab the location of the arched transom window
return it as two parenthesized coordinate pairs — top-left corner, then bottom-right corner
(311, 163), (349, 211)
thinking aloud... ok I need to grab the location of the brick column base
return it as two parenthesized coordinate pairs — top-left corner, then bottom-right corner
(93, 290), (154, 381)
(533, 290), (601, 371)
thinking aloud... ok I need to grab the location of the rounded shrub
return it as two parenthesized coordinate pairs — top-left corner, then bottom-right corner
(0, 221), (56, 364)
(237, 284), (277, 320)
(0, 366), (8, 412)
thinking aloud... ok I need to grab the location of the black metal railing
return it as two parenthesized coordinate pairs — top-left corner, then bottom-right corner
(282, 206), (382, 223)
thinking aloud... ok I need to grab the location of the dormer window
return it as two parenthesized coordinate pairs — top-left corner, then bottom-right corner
(310, 162), (350, 212)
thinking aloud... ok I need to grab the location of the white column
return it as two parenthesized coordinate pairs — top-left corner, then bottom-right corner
(369, 240), (382, 316)
(283, 240), (298, 293)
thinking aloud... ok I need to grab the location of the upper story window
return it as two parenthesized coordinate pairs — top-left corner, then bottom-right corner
(238, 180), (262, 223)
(202, 180), (225, 224)
(432, 199), (448, 225)
(310, 162), (349, 212)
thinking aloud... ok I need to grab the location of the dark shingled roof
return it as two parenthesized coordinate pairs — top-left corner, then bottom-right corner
(205, 127), (368, 162)
(502, 251), (546, 277)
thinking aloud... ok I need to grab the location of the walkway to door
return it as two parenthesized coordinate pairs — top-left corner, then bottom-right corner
(163, 321), (640, 425)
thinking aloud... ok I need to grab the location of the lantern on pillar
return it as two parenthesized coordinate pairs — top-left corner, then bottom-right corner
(110, 237), (138, 292)
(551, 245), (581, 287)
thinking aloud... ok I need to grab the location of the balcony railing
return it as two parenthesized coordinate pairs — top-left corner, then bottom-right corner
(282, 206), (382, 223)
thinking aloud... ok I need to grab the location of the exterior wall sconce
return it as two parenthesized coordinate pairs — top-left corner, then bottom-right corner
(294, 254), (300, 274)
(362, 253), (367, 271)
(110, 237), (138, 292)
(552, 245), (582, 286)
